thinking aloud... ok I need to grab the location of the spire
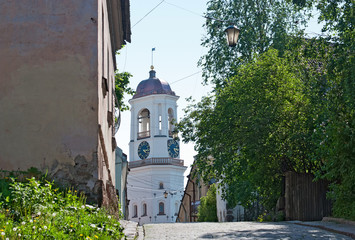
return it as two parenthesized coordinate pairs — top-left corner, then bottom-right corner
(149, 65), (156, 78)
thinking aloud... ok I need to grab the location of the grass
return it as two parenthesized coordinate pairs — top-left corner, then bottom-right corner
(0, 176), (124, 239)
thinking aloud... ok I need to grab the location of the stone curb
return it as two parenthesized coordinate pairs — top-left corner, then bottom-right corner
(292, 220), (355, 239)
(119, 220), (138, 240)
(136, 226), (144, 240)
(323, 217), (355, 227)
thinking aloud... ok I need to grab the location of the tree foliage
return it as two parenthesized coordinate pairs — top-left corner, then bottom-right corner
(199, 0), (310, 88)
(182, 0), (354, 220)
(307, 0), (355, 220)
(197, 184), (218, 222)
(114, 71), (134, 112)
(287, 0), (355, 220)
(179, 49), (323, 210)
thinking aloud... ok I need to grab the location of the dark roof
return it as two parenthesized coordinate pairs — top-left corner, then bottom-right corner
(107, 0), (131, 70)
(133, 68), (176, 99)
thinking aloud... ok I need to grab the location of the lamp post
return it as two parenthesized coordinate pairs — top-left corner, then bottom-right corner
(224, 25), (240, 47)
(164, 190), (168, 199)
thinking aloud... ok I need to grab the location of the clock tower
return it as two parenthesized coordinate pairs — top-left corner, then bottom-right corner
(127, 66), (187, 224)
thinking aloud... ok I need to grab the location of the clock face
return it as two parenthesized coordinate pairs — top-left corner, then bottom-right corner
(138, 141), (150, 159)
(167, 139), (179, 158)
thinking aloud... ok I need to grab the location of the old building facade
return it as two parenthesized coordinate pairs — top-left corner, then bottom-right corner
(0, 0), (130, 209)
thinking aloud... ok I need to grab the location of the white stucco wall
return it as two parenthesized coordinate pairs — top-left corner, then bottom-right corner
(127, 165), (186, 224)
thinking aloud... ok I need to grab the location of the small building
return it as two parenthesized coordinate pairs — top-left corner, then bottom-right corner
(0, 0), (131, 209)
(177, 162), (210, 222)
(126, 67), (187, 225)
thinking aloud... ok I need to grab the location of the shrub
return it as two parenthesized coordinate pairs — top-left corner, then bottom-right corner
(257, 210), (285, 222)
(197, 184), (218, 222)
(0, 177), (124, 239)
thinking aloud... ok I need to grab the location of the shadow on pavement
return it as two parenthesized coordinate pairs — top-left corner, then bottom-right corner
(198, 223), (351, 239)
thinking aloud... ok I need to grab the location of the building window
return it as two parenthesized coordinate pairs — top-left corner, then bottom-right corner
(138, 109), (150, 139)
(168, 108), (174, 137)
(102, 77), (108, 97)
(133, 205), (138, 218)
(142, 203), (147, 216)
(159, 115), (162, 131)
(159, 182), (164, 189)
(158, 202), (165, 215)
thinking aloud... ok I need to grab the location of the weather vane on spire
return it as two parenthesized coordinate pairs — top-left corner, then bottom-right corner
(151, 47), (156, 69)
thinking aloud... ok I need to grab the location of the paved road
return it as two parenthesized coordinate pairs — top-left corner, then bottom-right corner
(143, 222), (353, 240)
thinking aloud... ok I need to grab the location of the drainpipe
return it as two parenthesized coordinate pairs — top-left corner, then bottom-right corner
(188, 175), (196, 222)
(184, 192), (192, 222)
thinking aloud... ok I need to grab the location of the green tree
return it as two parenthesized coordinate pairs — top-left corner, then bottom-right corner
(183, 0), (354, 220)
(290, 0), (355, 220)
(304, 0), (355, 220)
(197, 184), (218, 222)
(199, 0), (309, 88)
(114, 71), (134, 112)
(179, 49), (321, 210)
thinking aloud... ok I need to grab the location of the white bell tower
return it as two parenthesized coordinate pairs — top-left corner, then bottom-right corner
(127, 66), (186, 225)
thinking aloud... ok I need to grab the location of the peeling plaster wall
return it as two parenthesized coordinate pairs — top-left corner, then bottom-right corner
(0, 1), (112, 204)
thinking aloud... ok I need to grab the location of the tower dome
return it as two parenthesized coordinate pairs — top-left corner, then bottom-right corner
(133, 66), (175, 99)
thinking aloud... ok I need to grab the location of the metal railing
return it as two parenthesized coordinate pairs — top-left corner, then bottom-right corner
(137, 131), (150, 139)
(129, 157), (184, 168)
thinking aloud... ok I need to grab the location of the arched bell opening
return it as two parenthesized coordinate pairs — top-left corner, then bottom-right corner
(138, 108), (150, 139)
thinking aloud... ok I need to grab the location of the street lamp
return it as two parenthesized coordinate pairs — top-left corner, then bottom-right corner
(224, 25), (240, 47)
(164, 190), (168, 198)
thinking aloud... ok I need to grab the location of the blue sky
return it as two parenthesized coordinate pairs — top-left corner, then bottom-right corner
(116, 0), (211, 177)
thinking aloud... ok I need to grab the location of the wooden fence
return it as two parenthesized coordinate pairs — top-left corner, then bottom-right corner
(285, 171), (332, 221)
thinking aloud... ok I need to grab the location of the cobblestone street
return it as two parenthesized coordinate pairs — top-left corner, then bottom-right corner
(143, 222), (353, 240)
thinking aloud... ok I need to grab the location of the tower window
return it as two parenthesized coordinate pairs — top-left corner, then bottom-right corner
(159, 115), (162, 131)
(138, 108), (150, 139)
(159, 182), (164, 189)
(158, 202), (165, 215)
(168, 108), (174, 137)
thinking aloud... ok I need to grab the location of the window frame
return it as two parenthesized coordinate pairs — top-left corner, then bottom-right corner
(158, 202), (165, 215)
(138, 108), (151, 139)
(133, 204), (138, 218)
(142, 203), (147, 216)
